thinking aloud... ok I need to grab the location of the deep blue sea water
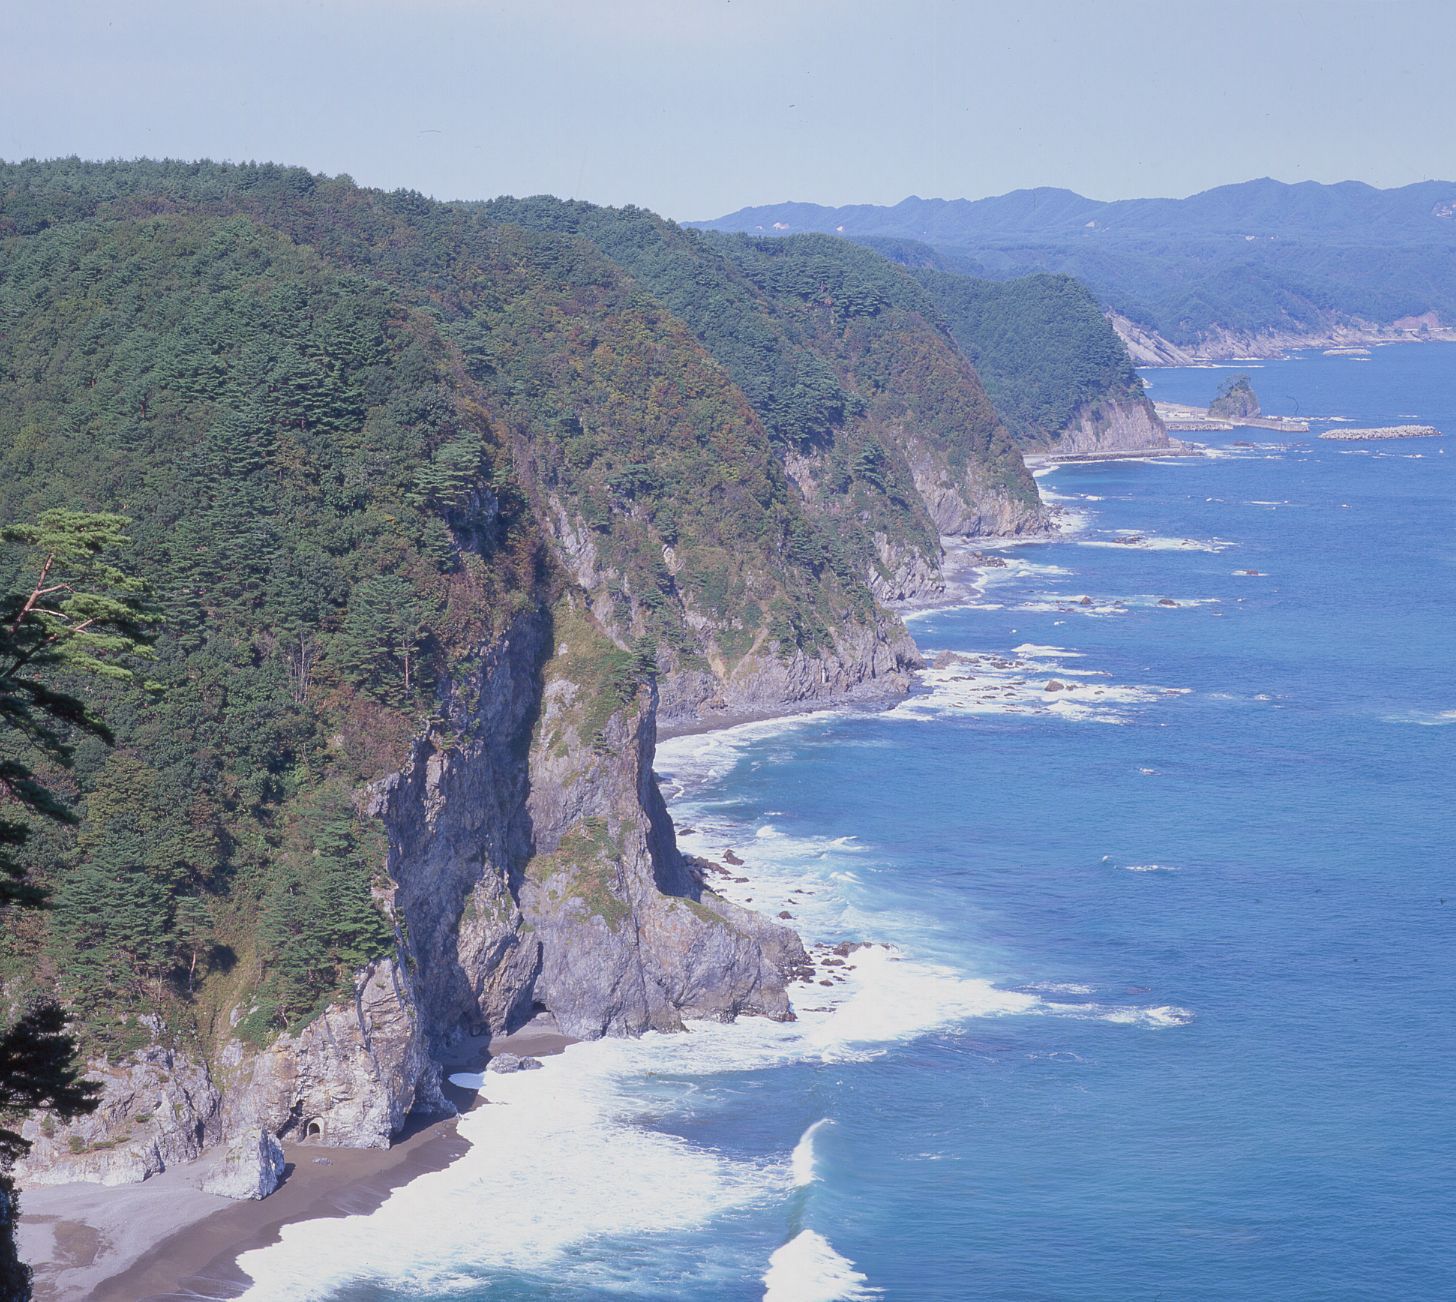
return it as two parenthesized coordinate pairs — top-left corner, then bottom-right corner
(238, 344), (1455, 1301)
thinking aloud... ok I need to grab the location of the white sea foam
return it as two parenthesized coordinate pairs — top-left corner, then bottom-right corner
(890, 648), (1187, 727)
(236, 910), (1064, 1299)
(1122, 863), (1180, 874)
(1012, 592), (1221, 618)
(237, 1029), (793, 1299)
(1013, 643), (1083, 658)
(1096, 1004), (1195, 1028)
(792, 1118), (833, 1187)
(763, 1230), (879, 1301)
(1074, 532), (1235, 553)
(1384, 708), (1456, 726)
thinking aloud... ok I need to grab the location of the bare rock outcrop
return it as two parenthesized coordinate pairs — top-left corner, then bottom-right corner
(218, 957), (443, 1149)
(519, 611), (807, 1038)
(1051, 395), (1175, 455)
(200, 1129), (285, 1200)
(15, 1043), (220, 1187)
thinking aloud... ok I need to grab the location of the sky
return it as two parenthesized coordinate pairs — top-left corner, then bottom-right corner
(2, 0), (1453, 221)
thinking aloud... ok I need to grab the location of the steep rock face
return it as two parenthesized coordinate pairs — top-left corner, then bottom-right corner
(901, 438), (1047, 537)
(541, 463), (921, 730)
(216, 957), (442, 1149)
(14, 953), (439, 1180)
(779, 448), (946, 607)
(16, 1044), (221, 1187)
(655, 612), (919, 730)
(17, 593), (813, 1184)
(370, 609), (549, 1044)
(869, 533), (945, 605)
(519, 607), (807, 1037)
(1051, 396), (1175, 454)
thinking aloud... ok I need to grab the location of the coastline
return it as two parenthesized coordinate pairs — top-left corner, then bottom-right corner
(19, 1026), (574, 1302)
(1124, 323), (1456, 368)
(20, 505), (1077, 1299)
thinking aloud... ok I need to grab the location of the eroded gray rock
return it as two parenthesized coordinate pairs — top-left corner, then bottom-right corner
(486, 1053), (542, 1074)
(200, 1129), (285, 1200)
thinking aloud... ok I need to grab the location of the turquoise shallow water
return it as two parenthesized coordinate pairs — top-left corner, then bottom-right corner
(242, 344), (1454, 1301)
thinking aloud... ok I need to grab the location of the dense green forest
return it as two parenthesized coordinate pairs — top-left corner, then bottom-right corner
(0, 201), (542, 1049)
(910, 271), (1144, 442)
(469, 198), (1036, 585)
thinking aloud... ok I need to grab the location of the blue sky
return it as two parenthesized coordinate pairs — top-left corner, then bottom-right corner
(2, 0), (1452, 219)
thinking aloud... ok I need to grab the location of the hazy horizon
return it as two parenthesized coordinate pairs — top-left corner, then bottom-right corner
(5, 0), (1455, 221)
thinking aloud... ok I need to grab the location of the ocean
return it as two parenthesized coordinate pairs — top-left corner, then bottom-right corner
(236, 343), (1455, 1301)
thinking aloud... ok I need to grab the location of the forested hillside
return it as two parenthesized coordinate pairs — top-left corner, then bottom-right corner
(472, 198), (1041, 596)
(0, 158), (1097, 1210)
(910, 271), (1146, 444)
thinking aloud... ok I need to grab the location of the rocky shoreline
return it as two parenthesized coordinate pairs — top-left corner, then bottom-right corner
(16, 1023), (572, 1301)
(16, 533), (1009, 1299)
(12, 430), (1115, 1298)
(1112, 311), (1456, 367)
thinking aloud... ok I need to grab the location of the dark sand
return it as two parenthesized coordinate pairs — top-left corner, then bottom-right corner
(21, 1024), (574, 1301)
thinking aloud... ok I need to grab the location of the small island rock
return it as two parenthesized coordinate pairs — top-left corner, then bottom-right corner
(1209, 375), (1261, 421)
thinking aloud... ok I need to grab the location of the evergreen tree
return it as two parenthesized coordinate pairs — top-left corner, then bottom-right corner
(0, 512), (151, 1299)
(253, 783), (393, 1033)
(336, 575), (431, 701)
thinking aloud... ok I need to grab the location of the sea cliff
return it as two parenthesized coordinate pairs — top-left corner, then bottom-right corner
(0, 160), (1055, 1203)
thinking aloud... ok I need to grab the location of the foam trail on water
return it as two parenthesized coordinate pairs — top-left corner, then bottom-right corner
(1385, 708), (1456, 726)
(792, 1118), (832, 1186)
(763, 1230), (879, 1301)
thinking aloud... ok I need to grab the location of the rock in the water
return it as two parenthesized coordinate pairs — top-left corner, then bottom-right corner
(1209, 375), (1260, 421)
(201, 1129), (285, 1200)
(1157, 598), (1178, 607)
(1045, 680), (1066, 692)
(486, 1053), (543, 1074)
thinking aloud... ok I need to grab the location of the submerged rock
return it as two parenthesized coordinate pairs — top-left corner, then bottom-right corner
(201, 1130), (285, 1201)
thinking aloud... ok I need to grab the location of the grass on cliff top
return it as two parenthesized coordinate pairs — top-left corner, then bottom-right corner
(537, 597), (651, 755)
(524, 816), (631, 931)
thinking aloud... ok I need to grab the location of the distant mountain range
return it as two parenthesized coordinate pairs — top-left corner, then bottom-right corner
(695, 180), (1456, 357)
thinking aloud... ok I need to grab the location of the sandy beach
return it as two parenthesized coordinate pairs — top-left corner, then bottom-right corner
(18, 1024), (574, 1301)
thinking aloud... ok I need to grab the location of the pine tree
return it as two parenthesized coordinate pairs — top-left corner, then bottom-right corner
(0, 511), (151, 1299)
(336, 574), (430, 701)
